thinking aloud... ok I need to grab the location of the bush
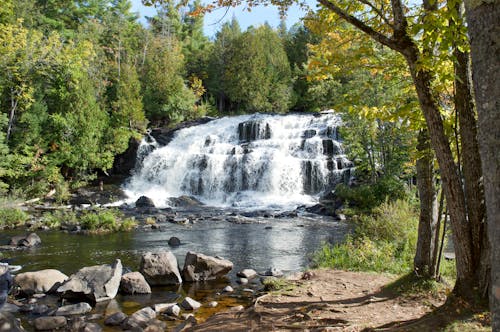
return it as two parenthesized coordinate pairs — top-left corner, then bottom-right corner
(0, 208), (29, 228)
(313, 200), (418, 274)
(80, 209), (136, 232)
(335, 176), (408, 212)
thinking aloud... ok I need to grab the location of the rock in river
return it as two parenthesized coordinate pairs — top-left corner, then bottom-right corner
(182, 252), (233, 282)
(14, 269), (68, 296)
(9, 233), (41, 248)
(57, 259), (122, 303)
(135, 196), (155, 208)
(139, 251), (182, 285)
(119, 272), (151, 294)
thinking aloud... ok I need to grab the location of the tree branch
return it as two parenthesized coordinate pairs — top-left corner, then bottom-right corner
(358, 0), (394, 28)
(318, 0), (401, 52)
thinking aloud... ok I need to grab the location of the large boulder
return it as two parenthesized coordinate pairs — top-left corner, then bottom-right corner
(135, 196), (155, 208)
(9, 233), (41, 248)
(119, 272), (151, 294)
(182, 252), (233, 282)
(14, 269), (68, 296)
(169, 195), (203, 207)
(57, 259), (122, 303)
(139, 251), (182, 285)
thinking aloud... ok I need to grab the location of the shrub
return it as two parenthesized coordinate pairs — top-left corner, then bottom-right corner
(313, 200), (418, 275)
(0, 208), (29, 228)
(80, 209), (136, 232)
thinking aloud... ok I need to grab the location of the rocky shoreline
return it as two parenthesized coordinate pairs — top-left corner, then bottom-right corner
(0, 237), (286, 331)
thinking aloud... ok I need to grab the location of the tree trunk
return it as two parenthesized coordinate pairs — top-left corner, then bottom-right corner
(451, 2), (490, 296)
(464, 1), (500, 327)
(403, 44), (476, 298)
(6, 88), (18, 143)
(414, 129), (439, 277)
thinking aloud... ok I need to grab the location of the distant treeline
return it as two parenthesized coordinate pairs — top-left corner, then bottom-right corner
(0, 0), (331, 198)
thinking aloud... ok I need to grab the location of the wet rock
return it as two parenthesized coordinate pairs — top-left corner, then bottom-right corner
(207, 301), (218, 308)
(153, 303), (180, 316)
(112, 136), (141, 176)
(14, 269), (68, 296)
(122, 307), (156, 329)
(34, 316), (67, 331)
(303, 129), (316, 139)
(55, 302), (92, 316)
(120, 272), (151, 295)
(263, 267), (284, 277)
(229, 305), (245, 311)
(237, 269), (257, 279)
(19, 303), (50, 315)
(104, 311), (127, 326)
(165, 304), (181, 317)
(182, 252), (233, 282)
(169, 196), (203, 207)
(79, 322), (102, 332)
(222, 285), (234, 293)
(170, 217), (189, 225)
(139, 251), (182, 285)
(9, 233), (41, 248)
(174, 315), (197, 332)
(180, 297), (201, 311)
(168, 237), (181, 246)
(0, 312), (24, 331)
(136, 196), (155, 208)
(143, 320), (168, 332)
(0, 266), (12, 310)
(57, 259), (122, 303)
(237, 278), (248, 285)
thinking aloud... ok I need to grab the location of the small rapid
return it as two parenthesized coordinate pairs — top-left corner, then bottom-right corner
(123, 112), (353, 210)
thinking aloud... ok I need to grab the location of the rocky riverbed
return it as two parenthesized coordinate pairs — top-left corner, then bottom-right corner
(0, 189), (350, 331)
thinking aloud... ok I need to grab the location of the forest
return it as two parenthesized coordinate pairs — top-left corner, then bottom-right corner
(0, 0), (498, 330)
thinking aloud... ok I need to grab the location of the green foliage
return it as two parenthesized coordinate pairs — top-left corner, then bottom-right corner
(262, 277), (294, 292)
(335, 176), (408, 212)
(41, 210), (78, 229)
(313, 200), (418, 274)
(80, 209), (137, 232)
(0, 208), (29, 229)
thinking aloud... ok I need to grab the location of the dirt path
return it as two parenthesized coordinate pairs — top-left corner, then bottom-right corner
(185, 269), (448, 331)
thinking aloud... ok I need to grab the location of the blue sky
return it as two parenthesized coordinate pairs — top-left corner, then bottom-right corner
(130, 0), (315, 37)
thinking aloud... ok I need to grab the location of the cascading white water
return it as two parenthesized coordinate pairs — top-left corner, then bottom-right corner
(123, 112), (353, 210)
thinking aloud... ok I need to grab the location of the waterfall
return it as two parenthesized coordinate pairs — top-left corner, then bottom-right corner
(123, 112), (353, 210)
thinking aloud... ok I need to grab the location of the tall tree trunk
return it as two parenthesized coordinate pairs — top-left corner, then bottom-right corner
(414, 129), (439, 277)
(403, 46), (476, 298)
(451, 1), (490, 296)
(464, 0), (500, 327)
(6, 88), (18, 143)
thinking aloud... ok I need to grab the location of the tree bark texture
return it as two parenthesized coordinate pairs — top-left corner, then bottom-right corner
(465, 1), (500, 327)
(414, 129), (439, 277)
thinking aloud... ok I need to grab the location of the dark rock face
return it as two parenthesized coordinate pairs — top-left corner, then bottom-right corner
(14, 269), (68, 296)
(169, 195), (203, 207)
(9, 233), (41, 248)
(121, 307), (156, 330)
(135, 196), (155, 208)
(139, 251), (182, 285)
(150, 117), (216, 146)
(182, 252), (233, 282)
(57, 259), (122, 303)
(112, 137), (141, 176)
(180, 297), (201, 310)
(119, 272), (151, 295)
(238, 120), (271, 142)
(168, 237), (181, 247)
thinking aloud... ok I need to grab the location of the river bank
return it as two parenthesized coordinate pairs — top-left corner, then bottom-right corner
(187, 269), (490, 331)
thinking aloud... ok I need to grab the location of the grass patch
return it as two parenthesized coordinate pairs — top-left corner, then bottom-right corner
(385, 272), (449, 298)
(79, 209), (137, 232)
(262, 277), (295, 292)
(0, 208), (29, 229)
(312, 199), (456, 280)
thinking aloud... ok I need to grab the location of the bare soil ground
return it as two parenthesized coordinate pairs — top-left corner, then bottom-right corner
(185, 269), (489, 332)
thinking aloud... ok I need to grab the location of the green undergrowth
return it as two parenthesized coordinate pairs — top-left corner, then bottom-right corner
(385, 272), (448, 298)
(312, 199), (456, 280)
(262, 277), (295, 292)
(0, 207), (136, 232)
(0, 207), (30, 229)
